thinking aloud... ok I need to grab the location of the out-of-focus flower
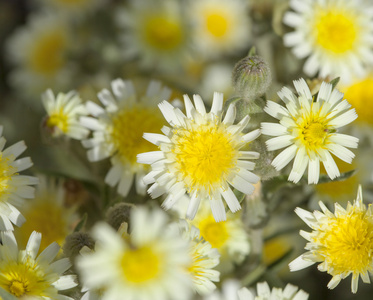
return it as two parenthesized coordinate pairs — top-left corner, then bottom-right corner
(178, 220), (220, 296)
(138, 92), (260, 222)
(0, 230), (77, 299)
(237, 282), (309, 300)
(283, 0), (373, 83)
(0, 126), (38, 230)
(261, 78), (358, 184)
(81, 79), (170, 197)
(290, 186), (373, 293)
(14, 175), (78, 252)
(6, 13), (72, 101)
(36, 0), (106, 15)
(76, 207), (192, 300)
(117, 0), (189, 71)
(42, 89), (89, 140)
(187, 0), (251, 58)
(204, 280), (241, 300)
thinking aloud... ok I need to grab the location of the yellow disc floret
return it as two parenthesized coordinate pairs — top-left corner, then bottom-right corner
(143, 15), (184, 51)
(314, 10), (357, 54)
(296, 114), (329, 152)
(171, 121), (238, 194)
(46, 110), (69, 134)
(110, 105), (164, 167)
(120, 246), (161, 283)
(198, 215), (229, 249)
(28, 30), (68, 75)
(314, 208), (373, 276)
(0, 154), (16, 202)
(205, 11), (229, 38)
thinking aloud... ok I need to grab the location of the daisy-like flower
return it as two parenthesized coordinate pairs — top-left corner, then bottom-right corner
(289, 186), (373, 293)
(138, 92), (261, 222)
(116, 0), (189, 71)
(42, 89), (89, 140)
(187, 0), (251, 58)
(0, 230), (77, 299)
(178, 220), (220, 296)
(261, 78), (359, 184)
(6, 13), (72, 100)
(81, 79), (170, 197)
(237, 282), (309, 300)
(283, 0), (373, 83)
(0, 126), (38, 231)
(76, 207), (192, 300)
(14, 175), (78, 252)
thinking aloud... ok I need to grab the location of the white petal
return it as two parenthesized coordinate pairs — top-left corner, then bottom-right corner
(211, 92), (223, 116)
(220, 187), (241, 213)
(289, 255), (315, 271)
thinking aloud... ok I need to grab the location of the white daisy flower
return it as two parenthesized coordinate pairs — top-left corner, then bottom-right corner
(6, 12), (72, 101)
(42, 89), (89, 140)
(116, 0), (189, 71)
(187, 0), (251, 58)
(0, 230), (77, 299)
(81, 79), (170, 197)
(178, 220), (220, 296)
(76, 207), (192, 300)
(289, 186), (373, 293)
(283, 0), (373, 83)
(14, 175), (78, 252)
(237, 282), (309, 300)
(0, 126), (38, 231)
(138, 92), (261, 222)
(261, 78), (359, 184)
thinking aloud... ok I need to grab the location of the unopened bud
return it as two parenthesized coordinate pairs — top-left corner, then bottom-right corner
(106, 202), (134, 231)
(63, 232), (95, 260)
(232, 55), (271, 100)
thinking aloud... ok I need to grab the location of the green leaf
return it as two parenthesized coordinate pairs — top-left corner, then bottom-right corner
(233, 188), (246, 204)
(74, 213), (88, 232)
(329, 77), (340, 90)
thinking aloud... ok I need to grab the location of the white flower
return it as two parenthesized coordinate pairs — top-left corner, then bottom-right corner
(42, 89), (89, 140)
(76, 207), (192, 300)
(81, 79), (171, 197)
(261, 78), (358, 184)
(0, 126), (38, 230)
(289, 186), (373, 293)
(283, 0), (373, 83)
(6, 12), (72, 101)
(0, 231), (77, 299)
(138, 92), (260, 222)
(116, 0), (189, 71)
(179, 220), (220, 296)
(237, 282), (309, 300)
(187, 0), (251, 58)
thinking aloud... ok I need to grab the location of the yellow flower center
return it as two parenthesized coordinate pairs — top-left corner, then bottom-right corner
(343, 77), (373, 126)
(188, 244), (208, 280)
(315, 209), (373, 275)
(110, 105), (164, 167)
(199, 215), (229, 249)
(0, 260), (50, 297)
(314, 10), (357, 53)
(143, 15), (184, 51)
(297, 116), (328, 152)
(205, 11), (229, 38)
(28, 30), (68, 75)
(120, 246), (161, 283)
(16, 200), (70, 252)
(0, 154), (16, 202)
(171, 121), (238, 194)
(46, 110), (69, 134)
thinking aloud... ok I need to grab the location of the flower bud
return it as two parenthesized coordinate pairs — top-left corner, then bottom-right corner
(232, 55), (271, 100)
(63, 232), (95, 260)
(105, 202), (134, 231)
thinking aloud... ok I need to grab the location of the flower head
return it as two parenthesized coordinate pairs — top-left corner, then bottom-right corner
(237, 282), (309, 300)
(283, 0), (373, 83)
(42, 89), (89, 139)
(138, 92), (261, 222)
(81, 79), (170, 197)
(76, 207), (192, 300)
(179, 220), (220, 295)
(187, 0), (251, 58)
(290, 186), (373, 293)
(261, 78), (358, 184)
(0, 231), (77, 299)
(0, 126), (38, 230)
